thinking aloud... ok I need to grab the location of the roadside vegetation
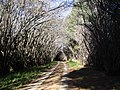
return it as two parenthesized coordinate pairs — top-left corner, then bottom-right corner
(67, 0), (120, 76)
(0, 61), (57, 90)
(67, 60), (83, 70)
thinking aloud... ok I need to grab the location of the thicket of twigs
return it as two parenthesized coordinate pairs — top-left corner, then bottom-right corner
(0, 0), (69, 76)
(75, 0), (120, 75)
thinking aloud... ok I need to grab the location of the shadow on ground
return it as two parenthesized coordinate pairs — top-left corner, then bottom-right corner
(63, 67), (120, 90)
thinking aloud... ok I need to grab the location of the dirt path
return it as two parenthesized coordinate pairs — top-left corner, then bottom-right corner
(18, 61), (68, 90)
(18, 61), (120, 90)
(36, 62), (65, 90)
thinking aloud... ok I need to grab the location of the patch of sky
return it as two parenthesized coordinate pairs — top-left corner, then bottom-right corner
(50, 0), (74, 18)
(51, 0), (74, 8)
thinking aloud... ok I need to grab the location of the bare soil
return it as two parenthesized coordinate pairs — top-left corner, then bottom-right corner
(37, 62), (64, 90)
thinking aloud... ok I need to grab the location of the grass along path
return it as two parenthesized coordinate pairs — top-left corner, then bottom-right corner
(0, 61), (57, 90)
(67, 60), (84, 70)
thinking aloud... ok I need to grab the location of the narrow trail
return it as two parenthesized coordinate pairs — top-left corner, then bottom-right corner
(18, 61), (120, 90)
(18, 61), (69, 90)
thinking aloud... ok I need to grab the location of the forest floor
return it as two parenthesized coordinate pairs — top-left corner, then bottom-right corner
(3, 61), (120, 90)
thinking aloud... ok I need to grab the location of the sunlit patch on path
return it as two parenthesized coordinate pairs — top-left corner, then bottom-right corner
(60, 62), (68, 90)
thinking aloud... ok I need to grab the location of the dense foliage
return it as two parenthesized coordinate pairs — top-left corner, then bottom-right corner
(66, 3), (88, 64)
(0, 0), (69, 76)
(73, 0), (120, 75)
